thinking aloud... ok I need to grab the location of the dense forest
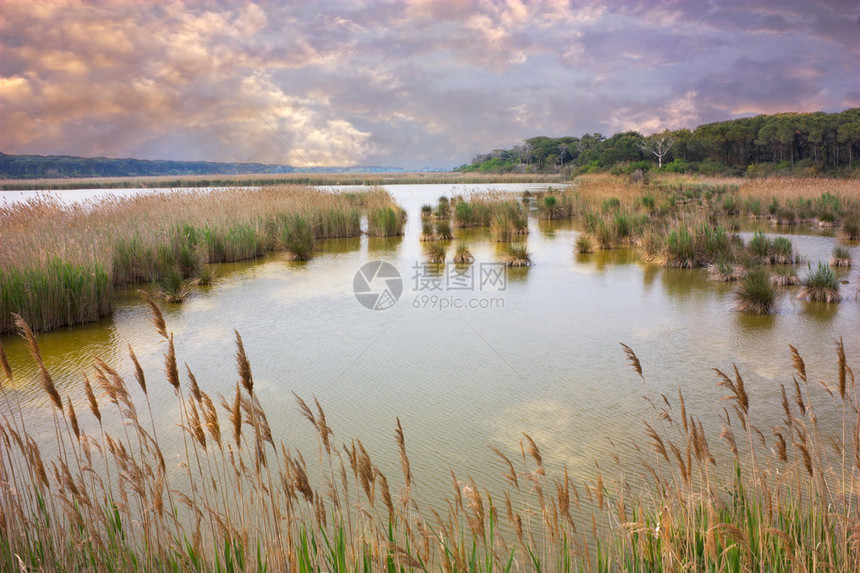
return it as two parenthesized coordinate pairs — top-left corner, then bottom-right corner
(0, 153), (406, 180)
(0, 153), (301, 179)
(457, 108), (860, 177)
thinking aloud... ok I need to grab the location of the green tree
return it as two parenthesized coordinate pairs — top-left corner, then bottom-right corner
(838, 121), (860, 169)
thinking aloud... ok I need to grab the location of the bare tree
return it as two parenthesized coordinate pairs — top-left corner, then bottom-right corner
(557, 143), (569, 166)
(521, 140), (533, 167)
(640, 134), (674, 168)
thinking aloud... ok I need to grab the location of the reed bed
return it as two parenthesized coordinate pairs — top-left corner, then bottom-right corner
(0, 186), (398, 333)
(1, 307), (858, 571)
(0, 171), (569, 191)
(572, 175), (860, 230)
(536, 192), (577, 220)
(365, 190), (407, 237)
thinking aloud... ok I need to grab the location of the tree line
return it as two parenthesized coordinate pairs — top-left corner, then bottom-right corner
(0, 153), (411, 180)
(0, 153), (299, 179)
(457, 108), (860, 177)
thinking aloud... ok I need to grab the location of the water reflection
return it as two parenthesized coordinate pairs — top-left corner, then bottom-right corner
(536, 218), (577, 238)
(641, 263), (660, 289)
(318, 236), (362, 255)
(800, 299), (840, 322)
(367, 234), (403, 255)
(735, 310), (777, 331)
(659, 268), (716, 303)
(505, 266), (530, 283)
(574, 248), (639, 272)
(2, 183), (858, 513)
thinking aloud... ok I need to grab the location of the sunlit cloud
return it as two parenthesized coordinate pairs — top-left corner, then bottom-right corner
(0, 0), (856, 169)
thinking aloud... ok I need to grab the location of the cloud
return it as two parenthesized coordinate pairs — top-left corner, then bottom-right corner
(0, 0), (856, 169)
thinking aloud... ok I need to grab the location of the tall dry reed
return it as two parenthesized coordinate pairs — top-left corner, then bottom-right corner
(0, 186), (400, 333)
(1, 302), (857, 571)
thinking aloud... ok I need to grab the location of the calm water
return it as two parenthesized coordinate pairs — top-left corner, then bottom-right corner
(0, 186), (247, 206)
(2, 183), (859, 511)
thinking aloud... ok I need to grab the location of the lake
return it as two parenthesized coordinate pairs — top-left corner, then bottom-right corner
(1, 183), (858, 517)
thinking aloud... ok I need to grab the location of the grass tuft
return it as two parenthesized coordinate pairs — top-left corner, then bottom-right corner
(734, 269), (776, 314)
(425, 242), (446, 263)
(798, 262), (840, 302)
(830, 246), (852, 267)
(574, 234), (595, 254)
(453, 243), (474, 263)
(500, 243), (531, 266)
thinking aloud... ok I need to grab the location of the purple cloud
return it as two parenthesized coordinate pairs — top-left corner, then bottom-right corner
(0, 0), (857, 169)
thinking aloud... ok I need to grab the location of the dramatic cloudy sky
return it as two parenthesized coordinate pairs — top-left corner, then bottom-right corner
(1, 1), (858, 169)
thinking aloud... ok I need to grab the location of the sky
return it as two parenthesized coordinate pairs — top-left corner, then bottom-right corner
(1, 1), (858, 170)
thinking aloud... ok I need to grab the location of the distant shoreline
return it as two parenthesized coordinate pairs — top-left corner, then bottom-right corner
(0, 171), (569, 191)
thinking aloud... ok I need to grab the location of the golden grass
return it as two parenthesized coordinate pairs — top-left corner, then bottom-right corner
(572, 173), (860, 211)
(0, 171), (569, 191)
(738, 177), (860, 201)
(0, 186), (399, 332)
(0, 186), (369, 272)
(1, 310), (858, 571)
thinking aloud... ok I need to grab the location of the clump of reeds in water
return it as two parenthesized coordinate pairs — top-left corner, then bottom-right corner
(420, 204), (432, 218)
(453, 200), (475, 227)
(452, 242), (474, 263)
(539, 195), (559, 219)
(512, 212), (529, 235)
(0, 259), (113, 333)
(594, 219), (615, 250)
(653, 222), (738, 268)
(770, 265), (799, 286)
(488, 200), (528, 241)
(453, 198), (494, 227)
(500, 243), (531, 266)
(366, 205), (407, 236)
(768, 236), (796, 264)
(420, 220), (453, 241)
(425, 242), (446, 263)
(734, 268), (776, 313)
(0, 185), (397, 333)
(434, 196), (450, 218)
(798, 261), (841, 302)
(420, 221), (434, 241)
(707, 260), (746, 282)
(276, 214), (315, 261)
(156, 267), (198, 302)
(435, 219), (453, 240)
(747, 231), (796, 264)
(840, 214), (859, 241)
(663, 225), (697, 267)
(830, 245), (852, 267)
(539, 189), (577, 220)
(491, 211), (514, 242)
(574, 233), (595, 254)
